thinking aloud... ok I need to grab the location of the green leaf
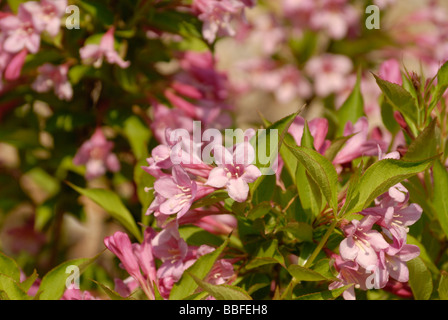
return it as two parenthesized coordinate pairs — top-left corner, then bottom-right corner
(245, 240), (285, 270)
(68, 182), (142, 242)
(250, 111), (300, 191)
(406, 235), (439, 275)
(373, 74), (419, 129)
(169, 237), (229, 300)
(286, 145), (339, 213)
(295, 285), (351, 300)
(91, 280), (127, 300)
(343, 157), (436, 216)
(288, 265), (329, 282)
(190, 274), (252, 300)
(432, 159), (448, 238)
(429, 61), (448, 113)
(0, 274), (30, 300)
(403, 119), (438, 161)
(36, 258), (93, 300)
(296, 165), (324, 221)
(20, 270), (39, 293)
(408, 257), (433, 300)
(278, 222), (313, 243)
(301, 120), (315, 150)
(438, 271), (448, 300)
(123, 115), (151, 160)
(336, 72), (364, 136)
(380, 99), (400, 135)
(0, 252), (21, 282)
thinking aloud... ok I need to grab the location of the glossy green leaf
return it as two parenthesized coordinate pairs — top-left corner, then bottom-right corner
(403, 119), (438, 161)
(0, 274), (30, 300)
(286, 145), (339, 213)
(0, 252), (21, 282)
(288, 264), (329, 282)
(68, 182), (142, 242)
(408, 257), (433, 300)
(336, 72), (364, 136)
(343, 157), (436, 216)
(438, 271), (448, 300)
(36, 257), (95, 300)
(432, 159), (448, 238)
(373, 74), (419, 128)
(191, 273), (252, 300)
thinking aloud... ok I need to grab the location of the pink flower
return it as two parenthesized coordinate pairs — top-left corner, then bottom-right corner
(104, 229), (157, 300)
(378, 244), (420, 283)
(329, 257), (371, 300)
(305, 54), (353, 97)
(80, 28), (130, 69)
(206, 142), (262, 202)
(192, 0), (247, 43)
(379, 59), (403, 85)
(4, 49), (27, 81)
(288, 116), (330, 154)
(22, 0), (67, 37)
(150, 102), (194, 145)
(282, 0), (359, 40)
(0, 6), (40, 54)
(332, 117), (387, 165)
(32, 63), (73, 100)
(339, 215), (390, 269)
(61, 289), (99, 300)
(150, 165), (198, 218)
(73, 128), (121, 180)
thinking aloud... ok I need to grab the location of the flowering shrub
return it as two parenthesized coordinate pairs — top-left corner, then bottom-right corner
(1, 0), (448, 302)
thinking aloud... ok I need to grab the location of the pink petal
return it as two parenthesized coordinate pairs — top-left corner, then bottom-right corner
(206, 167), (229, 188)
(226, 178), (249, 202)
(241, 165), (262, 183)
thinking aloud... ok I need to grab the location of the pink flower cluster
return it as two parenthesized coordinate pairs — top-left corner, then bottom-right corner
(0, 0), (67, 90)
(192, 0), (255, 43)
(281, 0), (359, 40)
(104, 222), (234, 299)
(329, 151), (422, 300)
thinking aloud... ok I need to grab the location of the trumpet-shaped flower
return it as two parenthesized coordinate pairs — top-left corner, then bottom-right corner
(80, 28), (130, 69)
(206, 142), (261, 202)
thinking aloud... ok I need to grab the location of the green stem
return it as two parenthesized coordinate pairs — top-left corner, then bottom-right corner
(304, 219), (339, 268)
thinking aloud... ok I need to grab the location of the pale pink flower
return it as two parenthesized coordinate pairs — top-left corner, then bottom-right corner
(32, 63), (73, 100)
(73, 128), (121, 180)
(379, 59), (402, 85)
(339, 215), (390, 269)
(104, 229), (157, 300)
(80, 28), (130, 69)
(305, 54), (353, 97)
(378, 244), (420, 283)
(282, 0), (359, 40)
(150, 165), (198, 218)
(0, 6), (40, 54)
(329, 255), (385, 300)
(206, 142), (262, 202)
(332, 117), (387, 165)
(288, 116), (330, 154)
(192, 0), (247, 43)
(22, 0), (67, 37)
